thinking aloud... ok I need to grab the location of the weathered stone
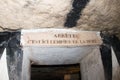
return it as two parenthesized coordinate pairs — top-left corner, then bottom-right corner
(0, 0), (120, 37)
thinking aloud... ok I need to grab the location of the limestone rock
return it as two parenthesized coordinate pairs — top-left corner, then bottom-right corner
(0, 0), (72, 29)
(0, 0), (120, 37)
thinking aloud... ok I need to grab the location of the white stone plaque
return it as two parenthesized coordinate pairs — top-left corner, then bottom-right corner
(21, 29), (102, 47)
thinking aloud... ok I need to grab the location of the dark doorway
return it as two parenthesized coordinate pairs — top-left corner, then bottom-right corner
(31, 64), (81, 80)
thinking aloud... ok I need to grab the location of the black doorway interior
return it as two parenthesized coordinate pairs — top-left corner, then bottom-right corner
(31, 64), (81, 80)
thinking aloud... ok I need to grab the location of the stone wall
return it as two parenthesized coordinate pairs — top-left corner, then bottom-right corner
(0, 0), (120, 38)
(80, 47), (120, 80)
(80, 47), (105, 80)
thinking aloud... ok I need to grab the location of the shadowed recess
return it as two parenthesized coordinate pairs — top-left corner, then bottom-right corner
(100, 32), (113, 80)
(31, 64), (81, 80)
(101, 32), (120, 65)
(64, 0), (89, 28)
(109, 35), (120, 65)
(6, 32), (23, 80)
(100, 44), (112, 80)
(0, 32), (11, 59)
(0, 48), (4, 59)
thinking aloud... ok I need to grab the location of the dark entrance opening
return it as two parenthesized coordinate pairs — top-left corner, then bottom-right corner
(31, 64), (81, 80)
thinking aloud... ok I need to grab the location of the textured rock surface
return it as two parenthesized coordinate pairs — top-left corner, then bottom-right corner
(112, 49), (120, 80)
(0, 0), (72, 29)
(80, 47), (105, 80)
(0, 1), (120, 80)
(0, 0), (120, 38)
(77, 0), (120, 33)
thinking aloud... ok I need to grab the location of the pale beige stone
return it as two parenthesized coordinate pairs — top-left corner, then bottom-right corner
(0, 1), (120, 80)
(76, 0), (120, 37)
(0, 0), (72, 30)
(80, 47), (105, 80)
(112, 48), (120, 80)
(0, 0), (120, 38)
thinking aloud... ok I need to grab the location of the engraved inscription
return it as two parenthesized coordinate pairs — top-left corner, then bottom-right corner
(21, 31), (102, 46)
(27, 39), (97, 44)
(54, 34), (79, 38)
